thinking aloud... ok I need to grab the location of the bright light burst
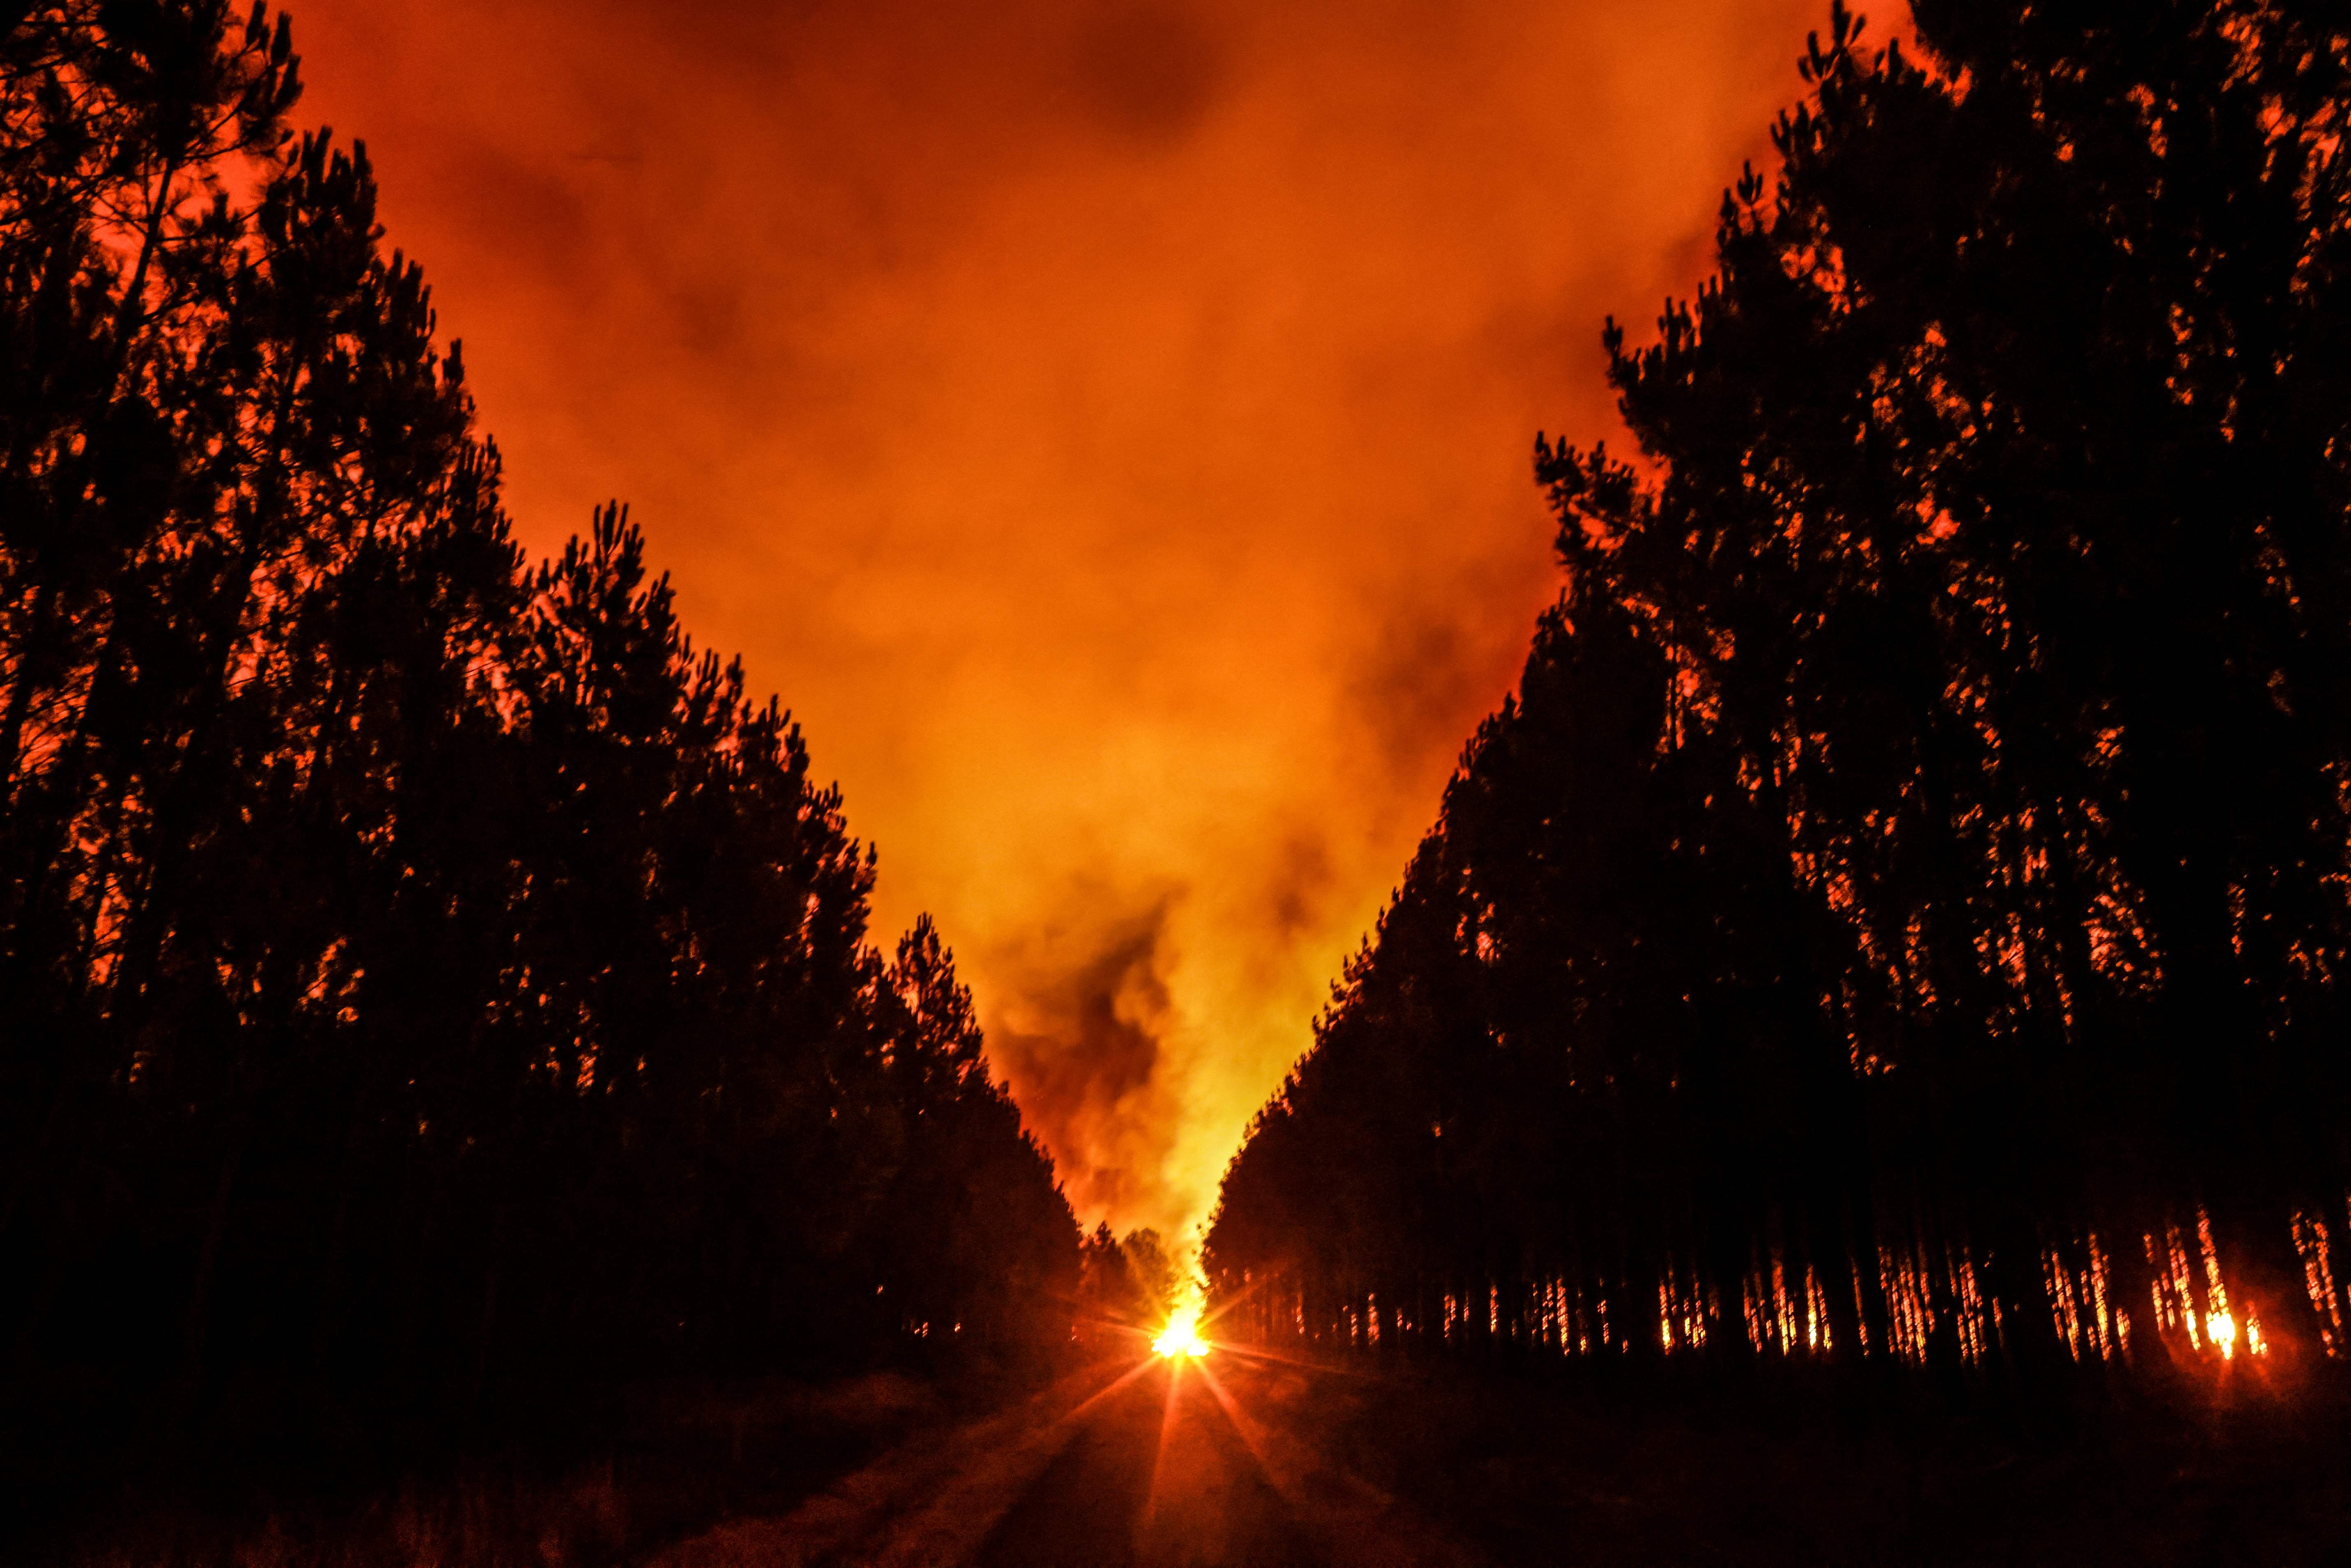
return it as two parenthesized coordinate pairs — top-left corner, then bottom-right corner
(1154, 1297), (1210, 1359)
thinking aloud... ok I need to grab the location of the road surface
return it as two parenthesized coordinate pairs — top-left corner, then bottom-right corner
(654, 1340), (1480, 1568)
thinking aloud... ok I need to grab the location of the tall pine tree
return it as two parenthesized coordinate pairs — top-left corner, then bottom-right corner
(1210, 0), (2351, 1376)
(0, 2), (1079, 1467)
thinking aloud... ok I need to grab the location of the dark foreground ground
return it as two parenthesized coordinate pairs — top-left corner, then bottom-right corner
(44, 1341), (2351, 1566)
(1300, 1351), (2351, 1567)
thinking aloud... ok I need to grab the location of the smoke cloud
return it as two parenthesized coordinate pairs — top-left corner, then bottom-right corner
(292, 0), (1892, 1238)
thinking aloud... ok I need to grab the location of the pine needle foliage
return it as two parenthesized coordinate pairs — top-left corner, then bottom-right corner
(1209, 0), (2351, 1378)
(0, 1), (1078, 1469)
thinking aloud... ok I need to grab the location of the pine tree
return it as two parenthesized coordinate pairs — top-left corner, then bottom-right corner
(1210, 0), (2351, 1376)
(0, 3), (1079, 1466)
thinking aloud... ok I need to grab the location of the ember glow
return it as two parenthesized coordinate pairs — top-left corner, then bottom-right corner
(1223, 1205), (2322, 1367)
(288, 0), (1874, 1236)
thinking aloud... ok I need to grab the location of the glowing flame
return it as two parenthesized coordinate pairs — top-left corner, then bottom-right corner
(1154, 1298), (1210, 1359)
(2209, 1310), (2237, 1358)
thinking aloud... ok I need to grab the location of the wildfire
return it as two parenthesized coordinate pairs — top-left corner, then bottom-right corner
(1154, 1298), (1210, 1359)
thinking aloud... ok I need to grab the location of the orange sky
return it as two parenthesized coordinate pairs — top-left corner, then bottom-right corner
(291, 0), (1880, 1242)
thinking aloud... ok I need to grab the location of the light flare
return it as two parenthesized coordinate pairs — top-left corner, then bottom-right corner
(1154, 1296), (1211, 1359)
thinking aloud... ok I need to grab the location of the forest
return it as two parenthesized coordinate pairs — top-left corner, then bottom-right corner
(16, 0), (2351, 1560)
(1208, 0), (2351, 1382)
(0, 0), (1081, 1525)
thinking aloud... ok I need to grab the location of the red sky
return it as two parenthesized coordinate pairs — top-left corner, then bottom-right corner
(290, 0), (1889, 1243)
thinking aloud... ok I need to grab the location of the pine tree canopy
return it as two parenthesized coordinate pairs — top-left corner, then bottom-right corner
(0, 0), (1078, 1440)
(1208, 0), (2351, 1374)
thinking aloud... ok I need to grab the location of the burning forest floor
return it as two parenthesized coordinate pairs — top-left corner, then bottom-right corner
(42, 1340), (2351, 1567)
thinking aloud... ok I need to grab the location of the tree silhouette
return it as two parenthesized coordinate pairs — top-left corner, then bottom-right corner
(1209, 0), (2351, 1378)
(0, 0), (1079, 1471)
(1075, 1224), (1184, 1339)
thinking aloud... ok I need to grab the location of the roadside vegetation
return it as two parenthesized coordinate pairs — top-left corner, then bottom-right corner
(0, 5), (1078, 1559)
(1212, 0), (2351, 1399)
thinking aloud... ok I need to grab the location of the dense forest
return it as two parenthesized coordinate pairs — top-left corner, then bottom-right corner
(0, 0), (1078, 1475)
(1208, 0), (2351, 1379)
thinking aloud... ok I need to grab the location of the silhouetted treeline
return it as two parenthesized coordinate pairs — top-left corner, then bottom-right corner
(1209, 0), (2351, 1378)
(0, 0), (1076, 1451)
(1076, 1224), (1183, 1338)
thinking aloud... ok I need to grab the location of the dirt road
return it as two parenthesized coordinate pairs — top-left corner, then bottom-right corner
(654, 1342), (1478, 1568)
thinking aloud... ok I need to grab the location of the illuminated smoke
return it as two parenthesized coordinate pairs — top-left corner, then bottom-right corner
(292, 0), (1880, 1236)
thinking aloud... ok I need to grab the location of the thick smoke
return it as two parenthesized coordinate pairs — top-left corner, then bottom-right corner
(293, 0), (1884, 1237)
